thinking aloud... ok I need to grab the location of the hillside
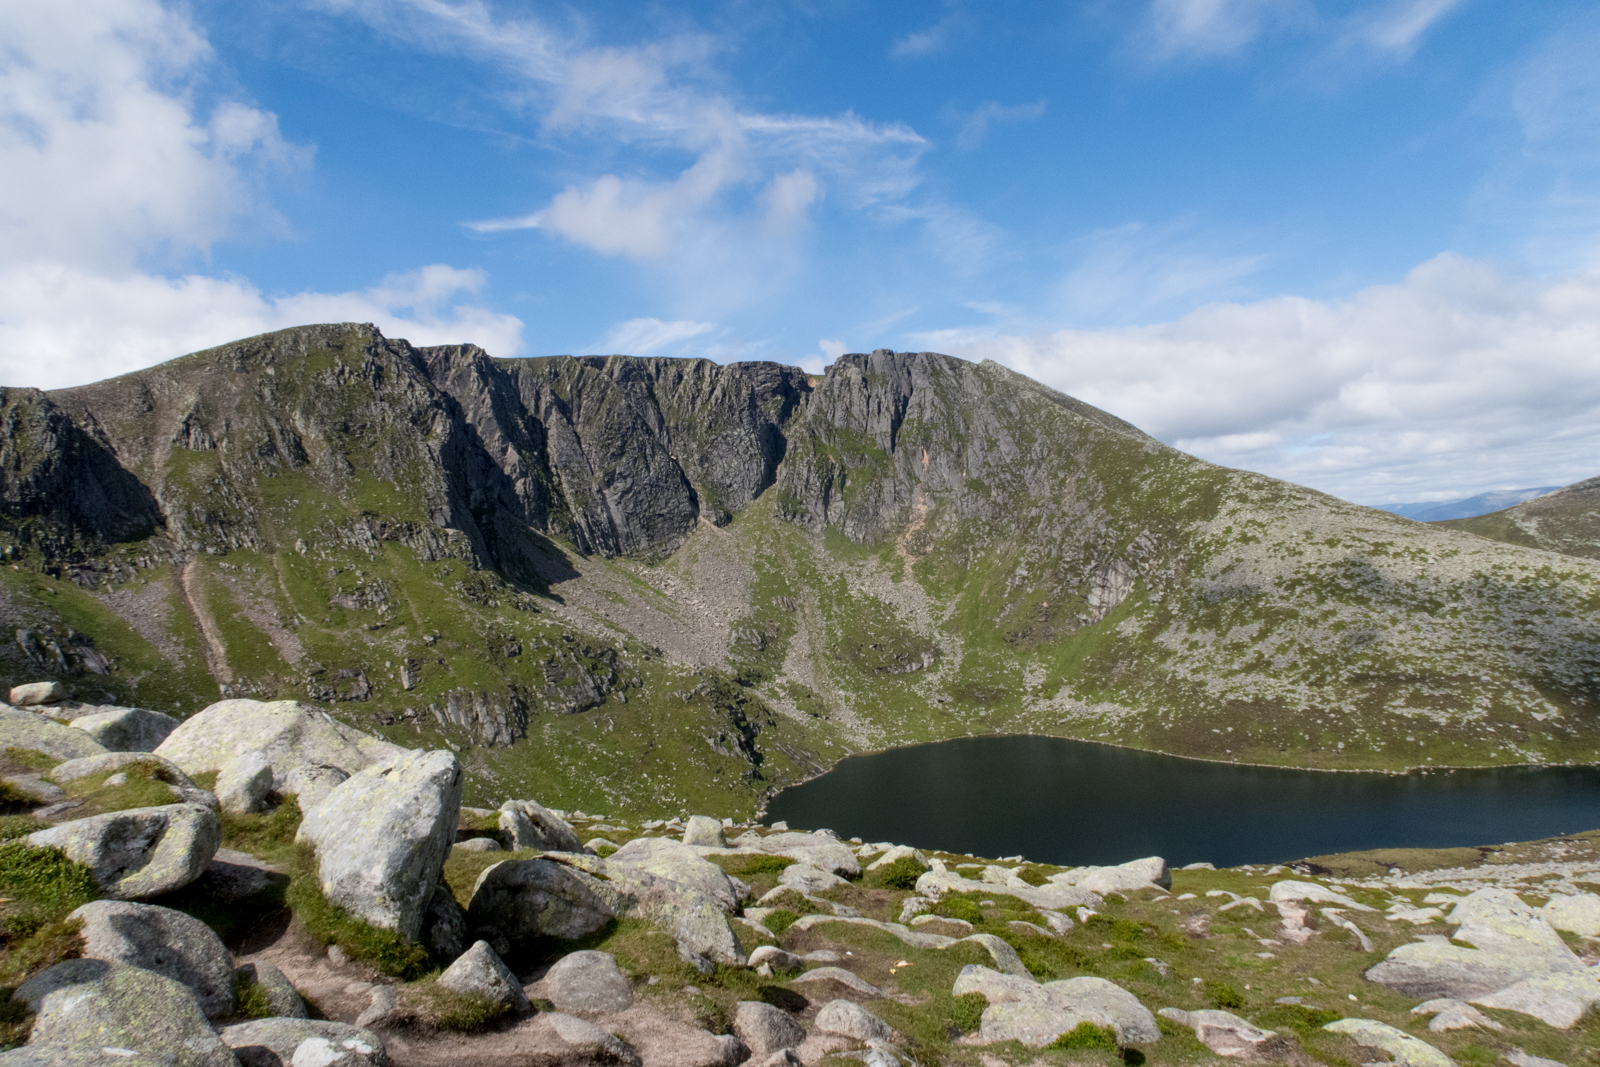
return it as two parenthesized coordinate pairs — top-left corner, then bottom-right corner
(1441, 475), (1600, 561)
(2, 323), (1599, 817)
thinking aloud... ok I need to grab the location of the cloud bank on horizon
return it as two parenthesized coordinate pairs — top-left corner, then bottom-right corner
(1, 0), (1598, 507)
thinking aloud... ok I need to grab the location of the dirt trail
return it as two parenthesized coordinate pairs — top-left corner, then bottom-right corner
(179, 558), (232, 684)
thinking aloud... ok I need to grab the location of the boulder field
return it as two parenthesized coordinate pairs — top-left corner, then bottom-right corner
(1, 693), (1598, 1065)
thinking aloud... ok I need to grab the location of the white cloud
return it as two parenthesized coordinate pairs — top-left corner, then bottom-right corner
(798, 338), (849, 375)
(953, 100), (1047, 151)
(760, 169), (820, 234)
(1146, 0), (1306, 58)
(0, 0), (518, 388)
(1055, 222), (1267, 323)
(0, 264), (523, 389)
(923, 254), (1600, 502)
(596, 317), (715, 356)
(1353, 0), (1466, 55)
(891, 11), (966, 59)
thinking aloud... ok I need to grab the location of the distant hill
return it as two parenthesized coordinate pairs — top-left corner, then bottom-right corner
(3, 323), (1600, 817)
(1441, 476), (1600, 561)
(1376, 487), (1559, 522)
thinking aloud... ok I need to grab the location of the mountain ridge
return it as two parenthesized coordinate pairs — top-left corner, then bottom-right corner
(3, 322), (1599, 817)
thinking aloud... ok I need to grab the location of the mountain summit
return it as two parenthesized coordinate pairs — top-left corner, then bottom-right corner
(2, 323), (1597, 814)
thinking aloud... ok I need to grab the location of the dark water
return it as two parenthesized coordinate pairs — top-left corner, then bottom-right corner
(765, 736), (1600, 868)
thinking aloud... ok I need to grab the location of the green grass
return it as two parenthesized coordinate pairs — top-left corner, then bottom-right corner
(866, 855), (926, 890)
(1048, 1022), (1120, 1051)
(285, 849), (432, 979)
(761, 909), (800, 937)
(0, 843), (99, 939)
(397, 976), (512, 1032)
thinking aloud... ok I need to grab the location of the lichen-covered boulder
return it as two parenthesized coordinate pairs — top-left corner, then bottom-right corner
(215, 752), (273, 815)
(70, 900), (235, 1018)
(734, 1001), (806, 1055)
(0, 706), (106, 761)
(28, 802), (220, 899)
(500, 798), (582, 852)
(815, 1000), (895, 1044)
(545, 950), (634, 1014)
(11, 958), (236, 1066)
(752, 832), (860, 877)
(1323, 1019), (1452, 1067)
(47, 752), (217, 809)
(296, 749), (462, 939)
(220, 1019), (387, 1067)
(608, 837), (743, 912)
(437, 939), (532, 1013)
(68, 706), (180, 752)
(953, 965), (1159, 1047)
(283, 762), (348, 814)
(155, 699), (405, 790)
(467, 857), (619, 942)
(234, 960), (305, 1018)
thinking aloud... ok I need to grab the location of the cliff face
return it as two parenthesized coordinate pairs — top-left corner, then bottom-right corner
(3, 323), (1600, 818)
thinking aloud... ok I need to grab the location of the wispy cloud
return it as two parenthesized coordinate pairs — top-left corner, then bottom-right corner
(891, 11), (966, 58)
(1352, 0), (1467, 55)
(1145, 0), (1307, 58)
(596, 317), (715, 356)
(952, 100), (1048, 150)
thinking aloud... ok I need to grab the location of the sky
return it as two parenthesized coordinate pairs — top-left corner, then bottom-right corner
(2, 1), (1599, 506)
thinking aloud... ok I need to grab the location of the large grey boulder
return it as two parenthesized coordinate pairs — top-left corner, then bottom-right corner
(215, 752), (274, 815)
(234, 960), (305, 1018)
(752, 832), (860, 877)
(28, 802), (220, 899)
(68, 706), (180, 753)
(1367, 887), (1588, 1000)
(155, 699), (404, 790)
(1051, 856), (1170, 893)
(545, 950), (634, 1014)
(296, 749), (462, 940)
(500, 799), (582, 852)
(953, 965), (1159, 1047)
(283, 762), (348, 814)
(221, 1019), (387, 1067)
(70, 900), (236, 1018)
(815, 1000), (895, 1044)
(47, 751), (218, 809)
(0, 706), (106, 761)
(467, 857), (619, 942)
(9, 681), (65, 706)
(683, 815), (727, 848)
(12, 958), (236, 1067)
(734, 1001), (806, 1055)
(608, 837), (743, 911)
(438, 939), (532, 1014)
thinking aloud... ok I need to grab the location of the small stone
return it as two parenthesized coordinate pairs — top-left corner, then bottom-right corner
(500, 798), (583, 852)
(747, 946), (804, 972)
(438, 940), (532, 1014)
(220, 1018), (388, 1067)
(235, 960), (306, 1018)
(355, 985), (398, 1028)
(545, 948), (633, 1014)
(215, 751), (274, 815)
(329, 944), (349, 966)
(9, 681), (66, 706)
(457, 837), (502, 851)
(734, 1001), (806, 1055)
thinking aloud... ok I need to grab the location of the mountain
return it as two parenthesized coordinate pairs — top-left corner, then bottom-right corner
(1440, 475), (1600, 561)
(3, 323), (1599, 817)
(1374, 487), (1559, 522)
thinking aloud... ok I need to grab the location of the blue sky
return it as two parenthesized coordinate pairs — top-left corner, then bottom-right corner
(4, 1), (1600, 506)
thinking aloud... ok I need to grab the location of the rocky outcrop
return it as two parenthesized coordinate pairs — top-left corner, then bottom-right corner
(467, 856), (619, 942)
(296, 749), (463, 939)
(156, 699), (405, 790)
(28, 802), (220, 899)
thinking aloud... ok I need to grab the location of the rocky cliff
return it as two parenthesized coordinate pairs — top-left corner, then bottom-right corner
(2, 323), (1599, 816)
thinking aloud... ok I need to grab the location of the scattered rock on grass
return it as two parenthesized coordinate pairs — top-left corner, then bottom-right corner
(545, 949), (633, 1014)
(296, 749), (463, 940)
(683, 814), (726, 848)
(814, 1000), (895, 1044)
(607, 837), (744, 911)
(458, 837), (502, 852)
(500, 798), (582, 852)
(46, 752), (216, 809)
(747, 946), (803, 972)
(28, 802), (220, 899)
(734, 1001), (806, 1055)
(1541, 892), (1600, 937)
(1158, 1008), (1285, 1058)
(1051, 856), (1170, 893)
(70, 899), (236, 1019)
(439, 939), (533, 1014)
(1323, 1019), (1453, 1067)
(953, 964), (1158, 1047)
(13, 958), (236, 1067)
(1410, 998), (1502, 1032)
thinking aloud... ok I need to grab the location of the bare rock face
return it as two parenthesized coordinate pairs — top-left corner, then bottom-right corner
(12, 958), (236, 1067)
(155, 698), (405, 791)
(296, 749), (463, 940)
(28, 802), (220, 899)
(70, 900), (236, 1019)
